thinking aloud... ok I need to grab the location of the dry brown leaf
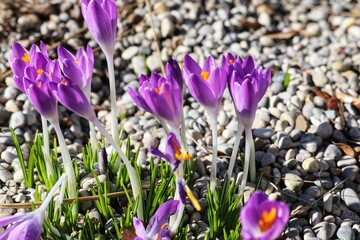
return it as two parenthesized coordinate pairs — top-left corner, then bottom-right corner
(334, 143), (357, 158)
(263, 30), (299, 39)
(309, 87), (331, 101)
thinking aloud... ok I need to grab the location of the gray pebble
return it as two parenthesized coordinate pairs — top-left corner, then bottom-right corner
(284, 173), (303, 191)
(313, 222), (336, 240)
(9, 112), (26, 129)
(324, 144), (343, 160)
(336, 225), (355, 240)
(316, 122), (333, 139)
(341, 188), (360, 212)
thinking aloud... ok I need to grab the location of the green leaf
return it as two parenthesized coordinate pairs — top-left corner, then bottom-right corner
(283, 70), (291, 88)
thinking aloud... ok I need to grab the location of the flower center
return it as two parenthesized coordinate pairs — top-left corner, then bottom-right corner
(229, 59), (234, 64)
(258, 208), (277, 232)
(155, 82), (164, 94)
(200, 71), (209, 81)
(75, 60), (79, 65)
(22, 53), (30, 64)
(37, 82), (42, 88)
(172, 142), (191, 161)
(37, 69), (44, 76)
(61, 79), (69, 86)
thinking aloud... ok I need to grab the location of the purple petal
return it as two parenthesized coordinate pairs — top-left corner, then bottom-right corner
(178, 180), (186, 204)
(81, 0), (115, 55)
(0, 214), (27, 229)
(10, 58), (28, 78)
(10, 42), (28, 61)
(165, 58), (183, 90)
(127, 87), (154, 114)
(202, 56), (217, 73)
(207, 67), (227, 100)
(51, 79), (96, 121)
(242, 56), (256, 75)
(133, 217), (146, 239)
(183, 54), (201, 75)
(2, 217), (43, 240)
(146, 200), (179, 238)
(187, 74), (217, 107)
(62, 59), (84, 88)
(57, 46), (75, 64)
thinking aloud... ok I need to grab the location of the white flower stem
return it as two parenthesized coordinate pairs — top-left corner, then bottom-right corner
(158, 118), (169, 134)
(92, 118), (144, 220)
(41, 116), (54, 180)
(51, 121), (77, 202)
(89, 121), (97, 157)
(239, 128), (252, 196)
(180, 106), (188, 151)
(227, 121), (244, 182)
(105, 53), (119, 142)
(169, 174), (185, 233)
(249, 135), (256, 182)
(209, 113), (218, 192)
(39, 174), (68, 214)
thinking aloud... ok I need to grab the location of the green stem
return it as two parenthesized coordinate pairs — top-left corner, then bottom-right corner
(227, 121), (244, 183)
(92, 118), (144, 220)
(41, 116), (54, 180)
(105, 54), (119, 142)
(209, 113), (218, 192)
(239, 128), (252, 196)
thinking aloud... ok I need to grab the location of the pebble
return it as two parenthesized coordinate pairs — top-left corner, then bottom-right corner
(313, 222), (337, 240)
(9, 112), (26, 129)
(316, 122), (333, 139)
(122, 46), (139, 61)
(336, 225), (355, 240)
(302, 157), (320, 172)
(323, 144), (343, 160)
(341, 188), (360, 212)
(161, 16), (175, 38)
(284, 173), (303, 191)
(260, 152), (276, 167)
(0, 169), (12, 182)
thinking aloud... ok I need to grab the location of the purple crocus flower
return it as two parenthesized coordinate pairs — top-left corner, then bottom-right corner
(81, 0), (117, 56)
(49, 77), (97, 121)
(149, 132), (190, 172)
(227, 55), (271, 128)
(57, 45), (94, 96)
(128, 60), (183, 130)
(182, 54), (227, 114)
(0, 174), (67, 240)
(133, 200), (179, 240)
(240, 191), (289, 240)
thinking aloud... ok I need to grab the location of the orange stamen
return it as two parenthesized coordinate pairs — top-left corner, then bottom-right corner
(37, 69), (44, 75)
(229, 59), (234, 64)
(155, 86), (163, 94)
(61, 80), (68, 86)
(22, 53), (30, 64)
(200, 71), (209, 81)
(157, 223), (169, 240)
(185, 185), (201, 211)
(49, 72), (53, 77)
(258, 208), (277, 232)
(37, 82), (42, 88)
(75, 60), (79, 65)
(172, 142), (191, 161)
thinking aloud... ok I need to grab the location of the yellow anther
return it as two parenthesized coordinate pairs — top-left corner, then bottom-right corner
(155, 85), (163, 94)
(229, 59), (234, 64)
(75, 60), (80, 65)
(37, 82), (42, 88)
(200, 71), (209, 81)
(22, 53), (30, 64)
(258, 208), (277, 232)
(185, 185), (201, 211)
(37, 69), (44, 75)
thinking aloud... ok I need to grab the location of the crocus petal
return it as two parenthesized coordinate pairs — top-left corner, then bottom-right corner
(133, 217), (146, 239)
(127, 87), (154, 114)
(10, 42), (28, 61)
(146, 200), (179, 238)
(57, 46), (75, 63)
(242, 55), (255, 75)
(207, 67), (227, 100)
(202, 56), (217, 73)
(187, 74), (217, 107)
(165, 58), (183, 90)
(51, 80), (96, 121)
(183, 54), (201, 75)
(178, 180), (186, 204)
(10, 58), (28, 78)
(62, 59), (84, 88)
(81, 0), (116, 55)
(0, 214), (28, 229)
(2, 217), (42, 240)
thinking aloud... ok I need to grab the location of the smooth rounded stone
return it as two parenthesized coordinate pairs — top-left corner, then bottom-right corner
(323, 144), (343, 160)
(161, 15), (175, 38)
(79, 189), (92, 212)
(341, 165), (359, 181)
(17, 13), (40, 31)
(323, 193), (333, 212)
(303, 102), (315, 119)
(341, 188), (360, 212)
(3, 86), (18, 100)
(260, 152), (276, 167)
(285, 149), (296, 160)
(13, 193), (25, 203)
(270, 81), (285, 95)
(272, 168), (281, 185)
(316, 122), (333, 139)
(284, 173), (303, 191)
(189, 223), (199, 233)
(89, 208), (102, 223)
(284, 227), (300, 238)
(0, 170), (12, 182)
(283, 159), (297, 168)
(217, 110), (229, 126)
(121, 46), (139, 60)
(13, 170), (23, 183)
(302, 141), (318, 153)
(259, 36), (274, 47)
(305, 186), (322, 198)
(312, 68), (328, 87)
(337, 156), (357, 167)
(9, 112), (26, 129)
(295, 114), (309, 132)
(278, 135), (296, 149)
(1, 151), (17, 163)
(289, 217), (308, 228)
(313, 222), (337, 240)
(337, 225), (355, 240)
(146, 54), (162, 72)
(309, 209), (322, 226)
(302, 157), (320, 172)
(314, 178), (333, 189)
(131, 55), (147, 76)
(190, 212), (201, 223)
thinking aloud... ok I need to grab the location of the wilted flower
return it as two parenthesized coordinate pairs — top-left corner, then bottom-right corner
(0, 174), (67, 240)
(57, 45), (94, 97)
(128, 59), (183, 130)
(81, 0), (117, 56)
(182, 54), (227, 114)
(240, 191), (289, 240)
(133, 200), (179, 240)
(98, 148), (108, 175)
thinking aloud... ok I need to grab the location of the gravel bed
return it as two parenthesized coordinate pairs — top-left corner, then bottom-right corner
(1, 0), (360, 239)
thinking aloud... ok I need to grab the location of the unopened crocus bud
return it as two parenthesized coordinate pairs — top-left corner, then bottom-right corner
(98, 148), (108, 175)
